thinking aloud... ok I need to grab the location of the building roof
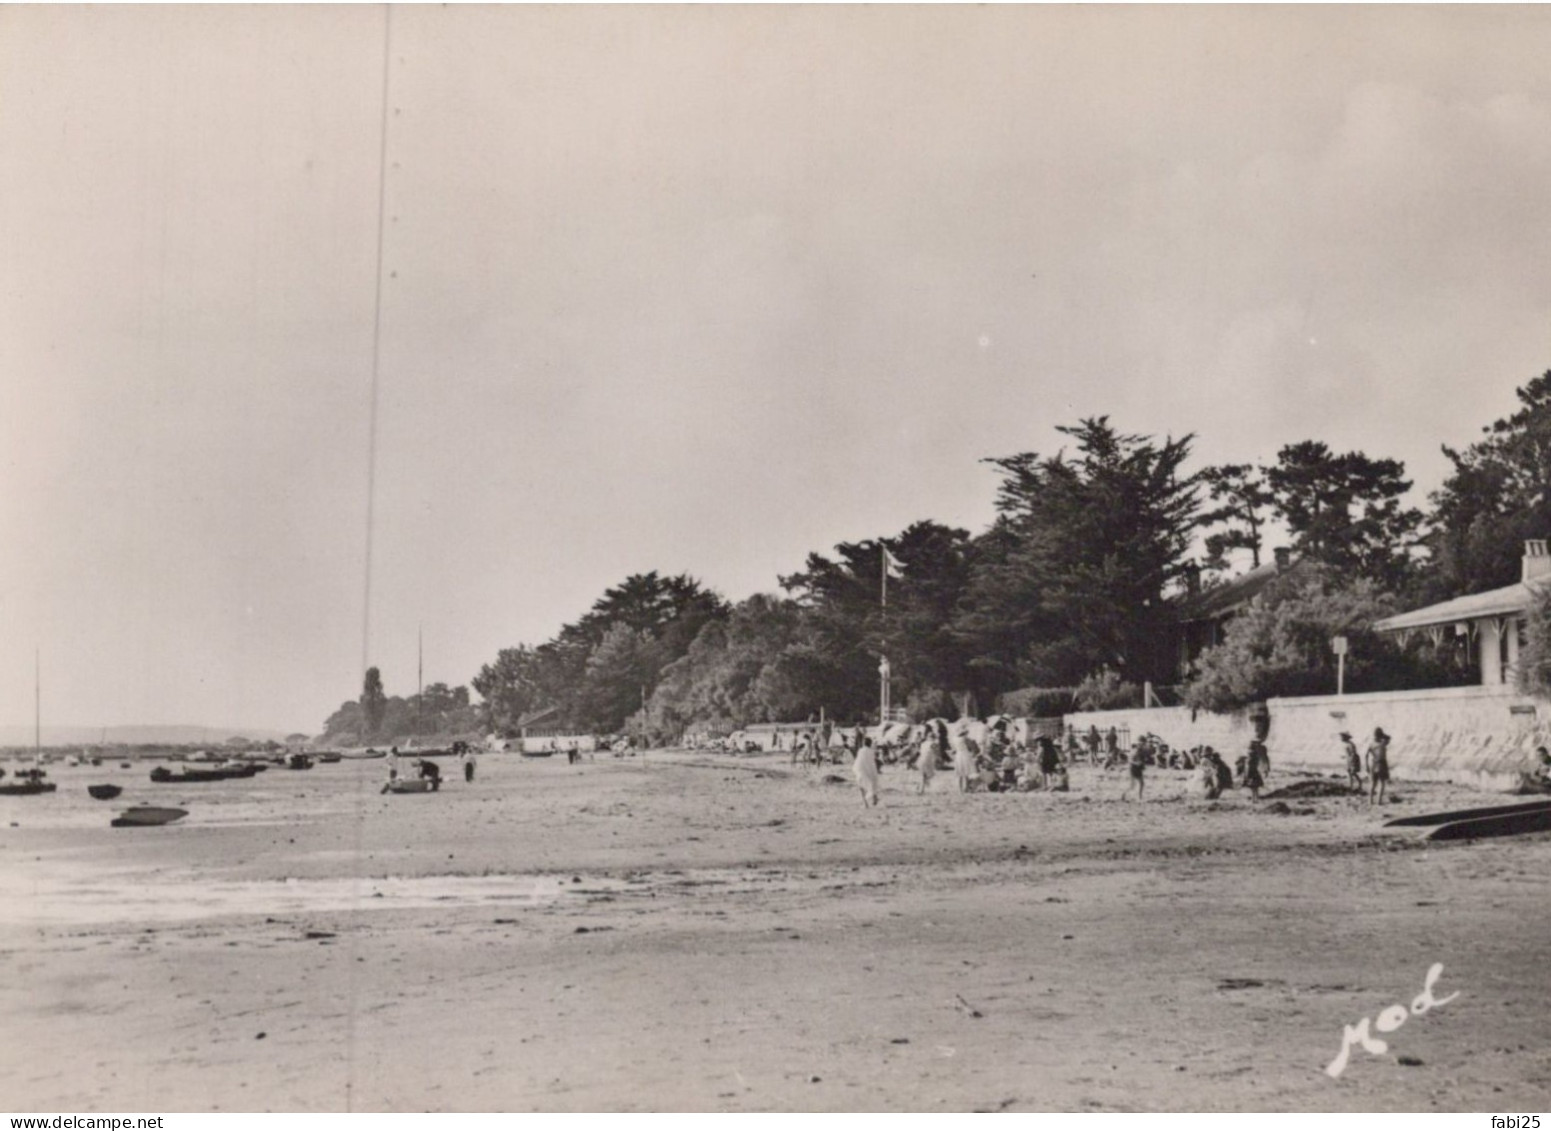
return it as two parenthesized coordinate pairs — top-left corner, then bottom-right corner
(1372, 581), (1535, 634)
(515, 704), (560, 729)
(1176, 557), (1303, 623)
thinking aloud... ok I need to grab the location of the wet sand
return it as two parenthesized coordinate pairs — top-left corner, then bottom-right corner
(1, 751), (1548, 1112)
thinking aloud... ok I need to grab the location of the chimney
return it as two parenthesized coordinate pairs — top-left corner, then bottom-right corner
(1273, 546), (1291, 571)
(1523, 540), (1551, 583)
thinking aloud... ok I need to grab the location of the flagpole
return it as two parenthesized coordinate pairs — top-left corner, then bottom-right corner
(879, 547), (889, 725)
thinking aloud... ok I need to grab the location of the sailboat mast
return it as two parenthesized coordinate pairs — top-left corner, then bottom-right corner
(34, 647), (40, 754)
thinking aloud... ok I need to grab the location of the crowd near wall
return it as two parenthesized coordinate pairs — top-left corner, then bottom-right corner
(1071, 686), (1549, 791)
(512, 734), (598, 755)
(1062, 705), (1254, 762)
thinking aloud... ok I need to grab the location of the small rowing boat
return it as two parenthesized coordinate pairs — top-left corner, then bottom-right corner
(87, 784), (123, 800)
(111, 806), (188, 828)
(382, 778), (435, 794)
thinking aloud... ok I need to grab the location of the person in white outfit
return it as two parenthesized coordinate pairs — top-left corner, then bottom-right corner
(854, 737), (881, 807)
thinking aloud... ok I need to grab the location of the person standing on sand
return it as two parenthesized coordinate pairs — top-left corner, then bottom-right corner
(916, 733), (939, 794)
(1124, 739), (1147, 801)
(854, 736), (881, 807)
(1366, 728), (1392, 805)
(461, 745), (476, 783)
(1242, 739), (1265, 801)
(1037, 734), (1061, 789)
(387, 746), (400, 783)
(1342, 732), (1362, 792)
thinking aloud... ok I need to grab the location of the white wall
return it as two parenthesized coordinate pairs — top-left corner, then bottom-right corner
(515, 734), (598, 755)
(1266, 685), (1547, 790)
(1067, 686), (1549, 791)
(1063, 705), (1255, 757)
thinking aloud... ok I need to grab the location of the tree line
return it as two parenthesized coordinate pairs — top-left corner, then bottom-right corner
(323, 370), (1551, 743)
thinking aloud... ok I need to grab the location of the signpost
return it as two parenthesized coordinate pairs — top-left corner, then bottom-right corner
(1332, 635), (1349, 696)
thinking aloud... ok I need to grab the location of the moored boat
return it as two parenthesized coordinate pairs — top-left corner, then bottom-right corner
(111, 805), (188, 827)
(0, 780), (57, 796)
(382, 778), (435, 793)
(150, 764), (259, 784)
(87, 784), (123, 800)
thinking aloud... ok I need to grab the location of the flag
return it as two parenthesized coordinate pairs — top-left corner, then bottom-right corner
(882, 546), (903, 578)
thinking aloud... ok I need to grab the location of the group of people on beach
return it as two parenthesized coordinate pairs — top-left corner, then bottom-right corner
(835, 716), (1270, 808)
(1342, 728), (1392, 804)
(824, 715), (1412, 810)
(380, 743), (478, 793)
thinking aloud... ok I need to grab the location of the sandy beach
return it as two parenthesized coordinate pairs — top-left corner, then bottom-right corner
(1, 751), (1548, 1112)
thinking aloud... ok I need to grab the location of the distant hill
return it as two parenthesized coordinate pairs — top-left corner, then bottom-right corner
(0, 724), (293, 747)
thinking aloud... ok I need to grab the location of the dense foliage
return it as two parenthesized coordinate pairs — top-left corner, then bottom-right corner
(1515, 581), (1551, 699)
(1181, 566), (1472, 712)
(322, 369), (1551, 738)
(322, 681), (480, 745)
(1425, 371), (1551, 601)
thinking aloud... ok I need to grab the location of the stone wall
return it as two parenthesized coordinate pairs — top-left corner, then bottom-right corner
(1265, 686), (1547, 790)
(1062, 705), (1255, 757)
(1067, 687), (1549, 791)
(515, 734), (598, 755)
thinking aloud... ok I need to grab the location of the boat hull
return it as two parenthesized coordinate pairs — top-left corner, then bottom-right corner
(112, 806), (188, 827)
(150, 765), (259, 784)
(0, 781), (56, 796)
(1427, 806), (1551, 842)
(1386, 798), (1551, 828)
(382, 779), (435, 794)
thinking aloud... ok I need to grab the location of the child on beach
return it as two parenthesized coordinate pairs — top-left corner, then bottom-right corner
(1342, 732), (1362, 792)
(1196, 753), (1221, 800)
(1124, 740), (1147, 801)
(1366, 728), (1391, 805)
(1243, 739), (1265, 801)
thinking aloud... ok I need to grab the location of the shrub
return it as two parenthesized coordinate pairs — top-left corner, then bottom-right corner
(1073, 668), (1142, 711)
(996, 686), (1079, 717)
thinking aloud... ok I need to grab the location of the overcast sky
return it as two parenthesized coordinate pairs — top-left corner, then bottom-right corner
(3, 5), (1551, 734)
